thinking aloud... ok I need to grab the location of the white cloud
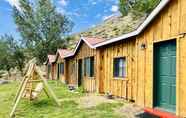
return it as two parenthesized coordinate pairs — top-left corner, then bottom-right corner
(59, 0), (68, 6)
(67, 12), (81, 17)
(57, 7), (65, 14)
(5, 0), (21, 11)
(102, 14), (114, 21)
(91, 24), (96, 28)
(92, 2), (97, 5)
(110, 5), (119, 12)
(102, 13), (120, 21)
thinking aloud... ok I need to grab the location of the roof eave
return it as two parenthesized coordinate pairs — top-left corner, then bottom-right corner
(94, 0), (170, 48)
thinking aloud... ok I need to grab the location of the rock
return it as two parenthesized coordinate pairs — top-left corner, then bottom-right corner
(0, 80), (10, 84)
(68, 84), (76, 91)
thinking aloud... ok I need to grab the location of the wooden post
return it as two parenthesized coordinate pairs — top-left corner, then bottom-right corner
(35, 66), (61, 106)
(10, 77), (30, 118)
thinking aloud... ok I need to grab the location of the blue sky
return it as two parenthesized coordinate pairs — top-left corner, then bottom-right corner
(0, 0), (119, 39)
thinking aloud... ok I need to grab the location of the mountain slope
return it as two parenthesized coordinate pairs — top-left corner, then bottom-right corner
(79, 13), (147, 39)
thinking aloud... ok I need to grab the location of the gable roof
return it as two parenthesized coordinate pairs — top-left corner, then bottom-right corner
(57, 49), (73, 58)
(94, 0), (170, 47)
(64, 37), (105, 58)
(55, 49), (73, 62)
(46, 55), (56, 64)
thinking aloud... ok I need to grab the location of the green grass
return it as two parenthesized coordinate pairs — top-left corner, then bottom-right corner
(0, 81), (124, 118)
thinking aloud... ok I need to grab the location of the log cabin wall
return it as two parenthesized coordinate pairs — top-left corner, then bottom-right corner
(97, 38), (136, 100)
(135, 0), (186, 116)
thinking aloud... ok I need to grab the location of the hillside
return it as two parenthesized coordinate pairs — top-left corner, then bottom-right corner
(80, 13), (147, 39)
(68, 0), (162, 49)
(68, 12), (147, 49)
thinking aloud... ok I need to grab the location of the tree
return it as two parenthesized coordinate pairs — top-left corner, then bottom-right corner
(6, 35), (26, 75)
(119, 0), (129, 16)
(0, 34), (25, 76)
(0, 36), (15, 78)
(13, 0), (73, 64)
(119, 0), (160, 16)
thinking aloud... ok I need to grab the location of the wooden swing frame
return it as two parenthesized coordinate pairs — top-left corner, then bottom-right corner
(10, 62), (61, 118)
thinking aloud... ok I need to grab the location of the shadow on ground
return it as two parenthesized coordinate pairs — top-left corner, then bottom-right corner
(136, 112), (160, 118)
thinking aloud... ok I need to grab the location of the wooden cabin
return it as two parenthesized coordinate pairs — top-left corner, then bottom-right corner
(45, 55), (56, 80)
(55, 49), (72, 83)
(135, 0), (186, 116)
(92, 0), (186, 117)
(64, 37), (104, 92)
(47, 0), (186, 117)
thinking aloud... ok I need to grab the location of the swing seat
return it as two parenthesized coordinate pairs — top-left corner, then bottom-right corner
(31, 83), (44, 99)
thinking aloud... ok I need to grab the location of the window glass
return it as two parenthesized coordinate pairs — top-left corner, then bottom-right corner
(113, 57), (126, 78)
(84, 57), (94, 77)
(59, 63), (64, 74)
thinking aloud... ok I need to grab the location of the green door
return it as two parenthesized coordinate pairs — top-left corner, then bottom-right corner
(154, 40), (176, 112)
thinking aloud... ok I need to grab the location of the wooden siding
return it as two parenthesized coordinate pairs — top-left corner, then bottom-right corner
(60, 0), (186, 117)
(56, 57), (67, 83)
(67, 42), (97, 92)
(135, 0), (186, 116)
(66, 58), (77, 85)
(46, 63), (56, 80)
(52, 64), (56, 80)
(98, 39), (136, 100)
(77, 42), (97, 92)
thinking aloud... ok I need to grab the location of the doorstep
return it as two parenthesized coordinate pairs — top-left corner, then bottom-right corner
(144, 108), (178, 118)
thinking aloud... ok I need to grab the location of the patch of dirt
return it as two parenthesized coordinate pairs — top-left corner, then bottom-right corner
(115, 103), (144, 118)
(77, 93), (118, 108)
(74, 93), (156, 118)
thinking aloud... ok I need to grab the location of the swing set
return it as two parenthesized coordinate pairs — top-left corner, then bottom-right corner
(10, 60), (61, 118)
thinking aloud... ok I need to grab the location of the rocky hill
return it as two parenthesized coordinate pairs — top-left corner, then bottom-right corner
(80, 13), (147, 39)
(68, 12), (147, 49)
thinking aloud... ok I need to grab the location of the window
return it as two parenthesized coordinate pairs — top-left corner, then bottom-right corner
(113, 57), (126, 78)
(84, 57), (94, 77)
(59, 63), (64, 74)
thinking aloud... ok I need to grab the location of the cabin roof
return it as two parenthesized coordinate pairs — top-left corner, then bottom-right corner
(64, 37), (105, 58)
(94, 0), (170, 47)
(54, 49), (73, 62)
(83, 37), (105, 46)
(58, 49), (73, 58)
(46, 55), (56, 64)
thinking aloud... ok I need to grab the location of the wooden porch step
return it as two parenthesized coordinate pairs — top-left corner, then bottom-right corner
(144, 108), (178, 118)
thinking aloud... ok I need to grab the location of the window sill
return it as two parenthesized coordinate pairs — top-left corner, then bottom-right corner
(87, 77), (95, 79)
(113, 77), (128, 81)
